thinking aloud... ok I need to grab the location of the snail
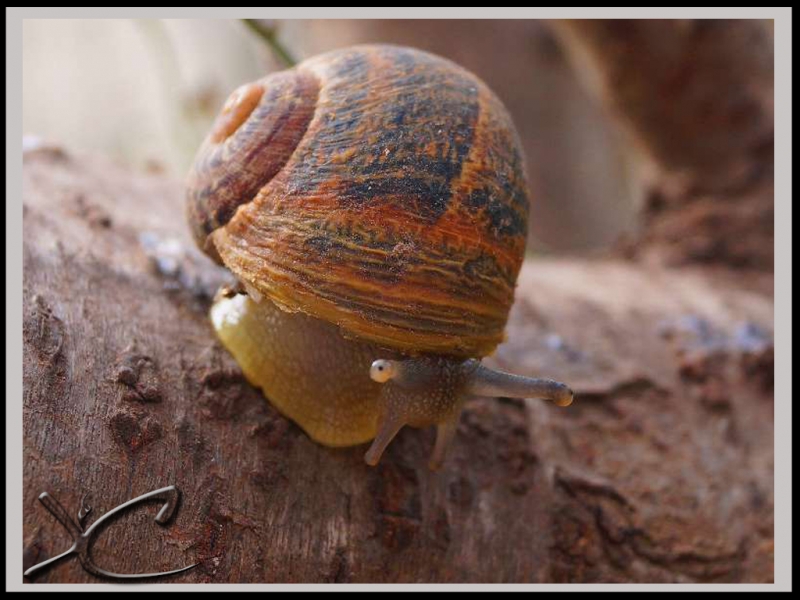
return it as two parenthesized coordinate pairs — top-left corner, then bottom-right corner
(186, 44), (574, 470)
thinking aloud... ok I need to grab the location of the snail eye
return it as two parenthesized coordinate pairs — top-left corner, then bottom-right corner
(370, 360), (395, 383)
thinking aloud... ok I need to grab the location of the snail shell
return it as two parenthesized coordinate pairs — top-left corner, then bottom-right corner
(187, 44), (530, 359)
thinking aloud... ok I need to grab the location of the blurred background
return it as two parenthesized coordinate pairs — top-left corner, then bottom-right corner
(22, 19), (645, 255)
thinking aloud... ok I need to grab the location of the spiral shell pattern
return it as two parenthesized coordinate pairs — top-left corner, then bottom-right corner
(187, 45), (530, 358)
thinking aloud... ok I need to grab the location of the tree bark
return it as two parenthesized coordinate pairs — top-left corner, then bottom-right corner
(22, 144), (773, 583)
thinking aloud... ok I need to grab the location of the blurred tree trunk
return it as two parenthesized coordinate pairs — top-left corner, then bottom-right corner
(550, 19), (774, 269)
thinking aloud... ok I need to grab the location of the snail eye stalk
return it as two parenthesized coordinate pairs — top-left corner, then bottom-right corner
(465, 365), (574, 407)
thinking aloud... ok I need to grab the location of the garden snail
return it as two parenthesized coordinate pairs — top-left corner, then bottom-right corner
(186, 44), (574, 470)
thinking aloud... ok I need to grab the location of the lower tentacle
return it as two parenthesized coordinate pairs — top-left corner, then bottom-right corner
(429, 419), (459, 471)
(364, 415), (405, 466)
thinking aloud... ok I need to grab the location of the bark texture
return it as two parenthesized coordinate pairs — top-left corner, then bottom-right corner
(22, 144), (773, 583)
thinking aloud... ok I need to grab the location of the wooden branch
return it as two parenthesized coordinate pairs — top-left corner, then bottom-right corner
(22, 146), (773, 583)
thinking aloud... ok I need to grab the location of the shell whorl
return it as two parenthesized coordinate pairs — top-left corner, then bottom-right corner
(186, 69), (319, 257)
(187, 45), (530, 358)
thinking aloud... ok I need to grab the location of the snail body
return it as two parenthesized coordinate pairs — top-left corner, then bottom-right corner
(188, 45), (573, 469)
(211, 292), (391, 448)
